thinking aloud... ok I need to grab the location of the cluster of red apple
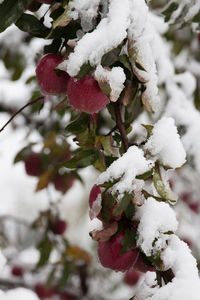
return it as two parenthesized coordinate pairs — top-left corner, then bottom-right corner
(24, 146), (74, 194)
(36, 54), (109, 114)
(89, 185), (153, 278)
(11, 273), (74, 299)
(10, 218), (68, 299)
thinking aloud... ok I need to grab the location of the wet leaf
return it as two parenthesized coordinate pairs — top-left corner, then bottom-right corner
(63, 150), (100, 168)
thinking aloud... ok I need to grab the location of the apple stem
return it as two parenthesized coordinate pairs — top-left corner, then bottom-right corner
(0, 96), (44, 133)
(113, 102), (129, 152)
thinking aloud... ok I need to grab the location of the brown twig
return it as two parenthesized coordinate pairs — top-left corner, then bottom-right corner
(113, 102), (129, 152)
(0, 96), (44, 133)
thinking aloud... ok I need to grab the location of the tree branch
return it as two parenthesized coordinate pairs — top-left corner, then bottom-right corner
(0, 96), (44, 133)
(113, 102), (129, 152)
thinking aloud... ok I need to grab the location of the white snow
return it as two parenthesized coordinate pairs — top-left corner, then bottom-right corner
(0, 251), (6, 272)
(144, 117), (186, 168)
(0, 288), (39, 300)
(59, 0), (130, 76)
(68, 0), (100, 31)
(134, 236), (200, 300)
(59, 0), (161, 111)
(169, 0), (200, 24)
(97, 146), (154, 197)
(94, 65), (126, 102)
(127, 0), (160, 113)
(136, 197), (178, 257)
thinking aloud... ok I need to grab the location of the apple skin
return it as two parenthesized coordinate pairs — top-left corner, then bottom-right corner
(124, 270), (141, 286)
(53, 175), (74, 194)
(24, 152), (43, 177)
(36, 54), (70, 95)
(98, 232), (139, 272)
(11, 266), (23, 277)
(28, 1), (42, 11)
(35, 284), (55, 299)
(51, 219), (67, 235)
(66, 75), (109, 114)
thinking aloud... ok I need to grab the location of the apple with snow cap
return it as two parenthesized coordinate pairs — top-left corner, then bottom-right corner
(66, 75), (109, 114)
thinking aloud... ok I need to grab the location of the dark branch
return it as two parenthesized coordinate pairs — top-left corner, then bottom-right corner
(113, 102), (129, 152)
(0, 96), (44, 133)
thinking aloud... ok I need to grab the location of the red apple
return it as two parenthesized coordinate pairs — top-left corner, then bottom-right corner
(188, 202), (199, 213)
(89, 184), (101, 211)
(36, 54), (69, 95)
(35, 284), (55, 298)
(124, 270), (141, 286)
(66, 75), (109, 114)
(51, 219), (67, 235)
(180, 192), (191, 203)
(53, 174), (74, 193)
(11, 266), (23, 277)
(183, 238), (192, 248)
(98, 232), (139, 272)
(24, 152), (43, 177)
(28, 1), (42, 11)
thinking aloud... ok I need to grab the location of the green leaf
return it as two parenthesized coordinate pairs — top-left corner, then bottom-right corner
(46, 268), (56, 288)
(63, 150), (100, 168)
(101, 191), (115, 223)
(118, 55), (132, 73)
(58, 261), (72, 288)
(47, 20), (80, 40)
(136, 168), (153, 180)
(113, 192), (132, 217)
(37, 236), (53, 268)
(15, 13), (50, 37)
(4, 50), (26, 81)
(13, 144), (35, 163)
(120, 228), (136, 255)
(153, 165), (176, 203)
(162, 2), (178, 22)
(192, 11), (200, 23)
(25, 75), (36, 84)
(135, 61), (146, 72)
(101, 47), (121, 67)
(98, 80), (112, 97)
(0, 0), (32, 33)
(65, 114), (90, 134)
(125, 202), (135, 220)
(142, 124), (153, 139)
(53, 6), (71, 29)
(75, 63), (94, 79)
(44, 39), (63, 55)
